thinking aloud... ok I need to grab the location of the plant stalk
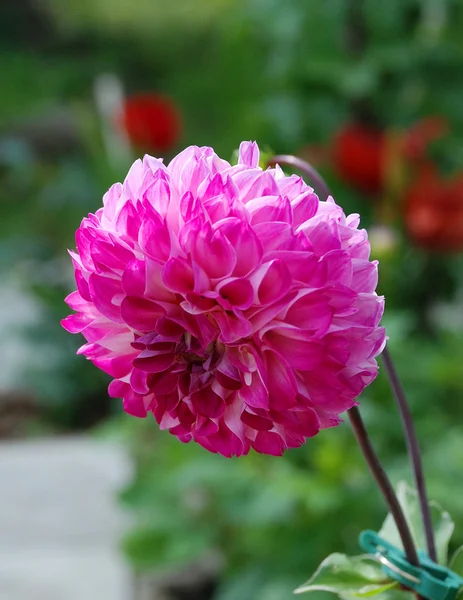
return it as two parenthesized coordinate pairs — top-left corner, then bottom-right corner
(269, 155), (332, 201)
(348, 406), (420, 567)
(382, 346), (437, 562)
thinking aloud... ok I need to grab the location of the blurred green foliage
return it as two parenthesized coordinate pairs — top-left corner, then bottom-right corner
(1, 0), (463, 597)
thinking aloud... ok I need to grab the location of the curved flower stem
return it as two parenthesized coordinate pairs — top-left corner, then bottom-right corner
(268, 155), (331, 201)
(382, 346), (437, 562)
(349, 406), (420, 567)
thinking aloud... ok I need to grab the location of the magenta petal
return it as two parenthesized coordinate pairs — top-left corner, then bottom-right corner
(218, 220), (263, 277)
(251, 259), (291, 306)
(162, 257), (195, 293)
(120, 296), (164, 331)
(253, 431), (286, 456)
(240, 410), (273, 431)
(133, 348), (176, 373)
(138, 219), (171, 262)
(239, 370), (269, 410)
(88, 273), (123, 322)
(191, 387), (225, 418)
(216, 278), (254, 310)
(122, 259), (146, 296)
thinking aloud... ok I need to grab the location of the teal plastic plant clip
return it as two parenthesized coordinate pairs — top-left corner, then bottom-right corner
(359, 530), (463, 600)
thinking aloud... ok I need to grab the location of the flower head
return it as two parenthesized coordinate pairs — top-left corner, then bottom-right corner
(120, 93), (181, 153)
(62, 142), (385, 457)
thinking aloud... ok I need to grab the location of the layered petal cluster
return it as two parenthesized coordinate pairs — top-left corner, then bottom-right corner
(62, 142), (385, 457)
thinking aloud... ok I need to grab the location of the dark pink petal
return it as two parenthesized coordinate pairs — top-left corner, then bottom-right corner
(213, 310), (252, 344)
(239, 370), (269, 410)
(263, 350), (298, 410)
(191, 387), (225, 418)
(216, 278), (254, 310)
(133, 347), (176, 373)
(120, 296), (164, 331)
(194, 416), (219, 437)
(123, 393), (148, 418)
(262, 328), (322, 371)
(240, 410), (273, 431)
(273, 406), (320, 437)
(253, 431), (286, 456)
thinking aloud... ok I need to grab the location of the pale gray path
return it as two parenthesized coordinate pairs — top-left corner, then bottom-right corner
(0, 437), (133, 600)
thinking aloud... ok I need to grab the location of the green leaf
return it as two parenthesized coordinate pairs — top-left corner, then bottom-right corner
(294, 553), (396, 597)
(379, 482), (454, 565)
(450, 546), (463, 576)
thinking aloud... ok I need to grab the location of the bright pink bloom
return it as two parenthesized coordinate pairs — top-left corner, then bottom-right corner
(62, 142), (385, 457)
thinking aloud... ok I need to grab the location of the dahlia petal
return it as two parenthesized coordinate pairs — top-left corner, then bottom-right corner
(133, 348), (176, 373)
(238, 141), (259, 168)
(263, 350), (298, 410)
(120, 296), (164, 332)
(291, 190), (318, 226)
(241, 410), (273, 431)
(162, 257), (195, 293)
(218, 220), (263, 277)
(88, 273), (123, 322)
(191, 387), (225, 418)
(253, 431), (286, 456)
(138, 218), (171, 262)
(216, 277), (254, 310)
(246, 195), (292, 225)
(239, 370), (269, 410)
(250, 259), (291, 306)
(123, 393), (148, 418)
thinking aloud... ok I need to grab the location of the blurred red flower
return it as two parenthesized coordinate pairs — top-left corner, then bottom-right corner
(332, 123), (385, 195)
(403, 116), (448, 164)
(120, 93), (181, 152)
(331, 117), (448, 197)
(404, 165), (463, 253)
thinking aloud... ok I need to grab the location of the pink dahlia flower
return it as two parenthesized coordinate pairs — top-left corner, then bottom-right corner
(62, 142), (385, 457)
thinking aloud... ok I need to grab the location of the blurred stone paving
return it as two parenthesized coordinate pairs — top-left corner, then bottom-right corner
(0, 436), (133, 600)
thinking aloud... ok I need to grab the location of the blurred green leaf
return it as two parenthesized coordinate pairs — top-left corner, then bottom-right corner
(379, 482), (454, 565)
(294, 553), (395, 597)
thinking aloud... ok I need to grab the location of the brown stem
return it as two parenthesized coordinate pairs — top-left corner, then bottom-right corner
(268, 155), (331, 201)
(349, 406), (420, 567)
(382, 346), (437, 562)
